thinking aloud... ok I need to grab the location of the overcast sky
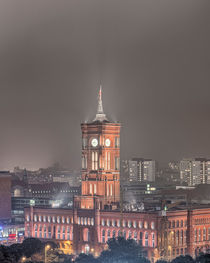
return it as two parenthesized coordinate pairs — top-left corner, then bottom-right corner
(0, 0), (210, 170)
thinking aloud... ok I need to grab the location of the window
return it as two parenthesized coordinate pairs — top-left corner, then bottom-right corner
(84, 217), (87, 225)
(112, 219), (115, 227)
(144, 221), (148, 229)
(145, 232), (148, 247)
(176, 231), (179, 245)
(134, 231), (137, 241)
(94, 184), (97, 194)
(101, 219), (105, 226)
(48, 226), (51, 238)
(198, 229), (201, 242)
(113, 230), (116, 238)
(115, 157), (120, 170)
(92, 152), (98, 170)
(107, 152), (111, 170)
(107, 230), (111, 240)
(123, 231), (126, 239)
(194, 229), (197, 242)
(139, 221), (143, 229)
(151, 222), (155, 230)
(181, 220), (183, 227)
(43, 216), (46, 222)
(57, 216), (60, 224)
(203, 228), (206, 241)
(118, 230), (122, 237)
(39, 215), (42, 222)
(117, 220), (120, 227)
(181, 230), (183, 245)
(57, 226), (60, 239)
(176, 221), (179, 228)
(81, 217), (84, 225)
(48, 216), (51, 223)
(102, 230), (105, 243)
(34, 224), (38, 238)
(91, 218), (94, 226)
(52, 216), (55, 223)
(39, 225), (42, 238)
(90, 184), (92, 194)
(78, 217), (80, 225)
(67, 217), (70, 224)
(139, 232), (143, 245)
(128, 231), (132, 239)
(152, 233), (155, 247)
(62, 217), (65, 224)
(133, 221), (137, 228)
(44, 225), (47, 238)
(128, 220), (131, 228)
(110, 184), (113, 196)
(34, 215), (37, 222)
(107, 219), (110, 226)
(172, 221), (175, 228)
(184, 230), (187, 244)
(208, 228), (210, 241)
(67, 226), (70, 240)
(115, 137), (120, 148)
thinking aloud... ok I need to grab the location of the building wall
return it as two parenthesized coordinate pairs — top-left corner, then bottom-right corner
(0, 174), (11, 220)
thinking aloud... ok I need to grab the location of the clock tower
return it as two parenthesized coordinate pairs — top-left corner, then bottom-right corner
(80, 87), (121, 210)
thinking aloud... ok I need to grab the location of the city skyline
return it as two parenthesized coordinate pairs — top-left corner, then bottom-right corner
(0, 0), (210, 170)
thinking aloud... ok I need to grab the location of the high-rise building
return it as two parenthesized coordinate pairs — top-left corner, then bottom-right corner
(128, 158), (156, 182)
(180, 158), (210, 186)
(0, 171), (11, 221)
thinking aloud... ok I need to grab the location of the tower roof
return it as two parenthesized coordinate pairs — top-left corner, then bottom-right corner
(93, 86), (108, 122)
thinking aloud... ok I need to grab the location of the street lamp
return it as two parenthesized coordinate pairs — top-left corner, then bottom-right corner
(21, 256), (26, 262)
(45, 244), (51, 263)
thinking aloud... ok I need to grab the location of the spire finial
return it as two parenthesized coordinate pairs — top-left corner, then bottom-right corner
(93, 85), (108, 122)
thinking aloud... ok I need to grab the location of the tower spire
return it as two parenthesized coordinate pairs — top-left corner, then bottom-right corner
(93, 85), (108, 122)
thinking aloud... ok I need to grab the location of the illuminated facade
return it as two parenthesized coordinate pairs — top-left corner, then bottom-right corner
(25, 88), (210, 261)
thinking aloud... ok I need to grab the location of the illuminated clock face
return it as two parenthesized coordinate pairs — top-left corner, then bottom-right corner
(105, 138), (111, 147)
(91, 138), (98, 147)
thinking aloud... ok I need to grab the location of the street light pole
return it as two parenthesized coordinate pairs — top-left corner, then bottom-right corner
(45, 245), (51, 263)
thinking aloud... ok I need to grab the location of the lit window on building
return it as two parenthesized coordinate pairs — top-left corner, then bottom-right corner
(44, 225), (47, 238)
(133, 221), (137, 228)
(107, 230), (111, 240)
(176, 231), (179, 245)
(91, 218), (94, 226)
(144, 221), (148, 229)
(48, 216), (51, 223)
(39, 225), (42, 238)
(102, 230), (105, 243)
(128, 220), (131, 228)
(134, 231), (137, 241)
(181, 220), (183, 227)
(81, 217), (84, 225)
(117, 220), (120, 227)
(62, 217), (65, 224)
(48, 226), (51, 238)
(176, 221), (179, 228)
(39, 215), (42, 222)
(101, 219), (105, 226)
(139, 221), (143, 229)
(34, 224), (37, 237)
(152, 232), (155, 247)
(67, 226), (70, 240)
(78, 217), (80, 225)
(57, 226), (60, 239)
(66, 217), (70, 224)
(52, 216), (55, 223)
(128, 231), (132, 239)
(57, 216), (60, 224)
(113, 230), (116, 238)
(145, 232), (148, 247)
(151, 222), (155, 230)
(84, 217), (87, 225)
(43, 216), (46, 222)
(34, 215), (37, 222)
(107, 219), (110, 226)
(194, 229), (197, 242)
(198, 229), (201, 242)
(62, 226), (65, 239)
(112, 219), (115, 227)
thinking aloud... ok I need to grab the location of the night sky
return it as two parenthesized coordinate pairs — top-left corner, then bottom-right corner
(0, 0), (210, 170)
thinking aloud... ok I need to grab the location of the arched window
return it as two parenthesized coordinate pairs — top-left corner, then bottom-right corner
(204, 227), (206, 241)
(139, 232), (143, 245)
(152, 232), (155, 247)
(134, 231), (137, 241)
(48, 226), (51, 238)
(107, 230), (111, 240)
(102, 230), (105, 243)
(123, 231), (126, 239)
(145, 232), (148, 247)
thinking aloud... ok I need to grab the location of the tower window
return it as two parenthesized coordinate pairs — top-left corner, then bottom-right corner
(92, 152), (98, 170)
(94, 184), (97, 194)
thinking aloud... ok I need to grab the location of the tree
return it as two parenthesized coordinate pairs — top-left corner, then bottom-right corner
(75, 253), (98, 263)
(99, 237), (150, 263)
(171, 255), (195, 263)
(195, 253), (210, 263)
(21, 238), (43, 258)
